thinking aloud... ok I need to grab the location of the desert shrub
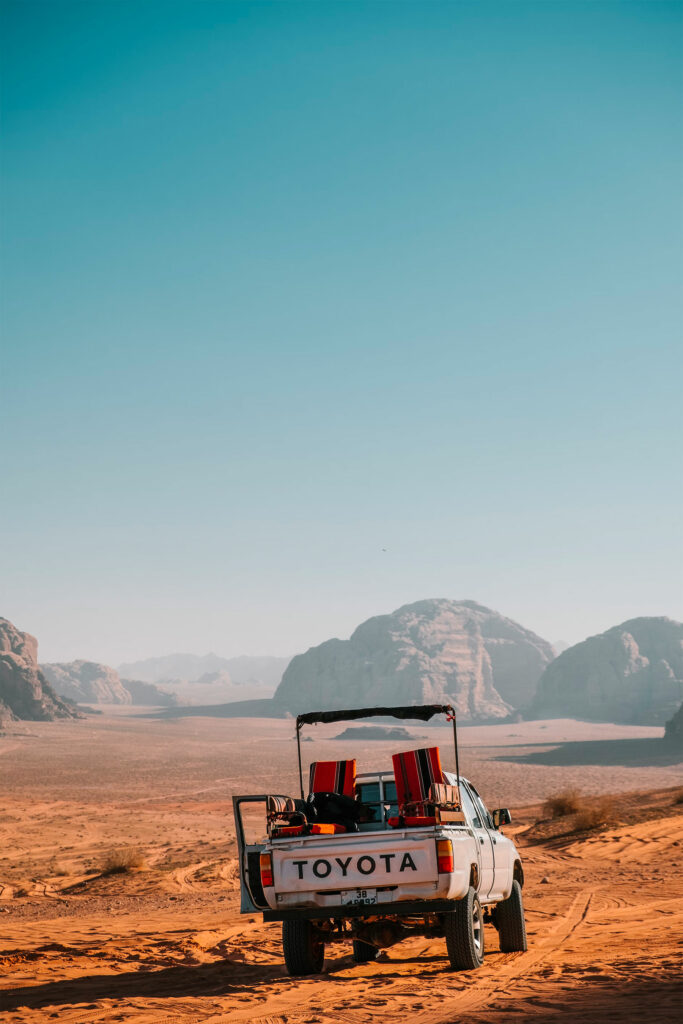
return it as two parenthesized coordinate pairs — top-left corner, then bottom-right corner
(673, 790), (683, 806)
(100, 847), (146, 875)
(571, 798), (614, 833)
(542, 789), (583, 818)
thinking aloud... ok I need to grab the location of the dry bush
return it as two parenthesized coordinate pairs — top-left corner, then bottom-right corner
(100, 847), (146, 875)
(673, 790), (683, 806)
(542, 789), (583, 818)
(571, 797), (614, 833)
(51, 862), (69, 877)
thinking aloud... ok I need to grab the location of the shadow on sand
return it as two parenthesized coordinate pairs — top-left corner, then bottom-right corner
(0, 959), (286, 1012)
(2, 955), (680, 1021)
(496, 737), (682, 768)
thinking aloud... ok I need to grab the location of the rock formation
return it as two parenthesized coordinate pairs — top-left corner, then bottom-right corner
(42, 660), (177, 706)
(42, 661), (132, 704)
(119, 678), (177, 707)
(532, 617), (683, 725)
(0, 699), (18, 727)
(663, 702), (683, 746)
(274, 599), (555, 721)
(0, 618), (77, 721)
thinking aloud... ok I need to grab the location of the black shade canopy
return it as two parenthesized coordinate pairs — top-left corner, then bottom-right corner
(295, 704), (455, 729)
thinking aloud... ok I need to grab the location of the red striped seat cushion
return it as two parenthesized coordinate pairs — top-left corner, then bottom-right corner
(391, 747), (444, 809)
(308, 759), (357, 798)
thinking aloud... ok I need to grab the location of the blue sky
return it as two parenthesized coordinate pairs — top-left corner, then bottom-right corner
(1, 1), (681, 664)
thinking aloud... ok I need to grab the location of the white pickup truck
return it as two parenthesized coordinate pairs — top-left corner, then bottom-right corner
(233, 704), (527, 976)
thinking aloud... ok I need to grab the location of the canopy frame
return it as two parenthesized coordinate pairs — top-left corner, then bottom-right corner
(294, 703), (460, 800)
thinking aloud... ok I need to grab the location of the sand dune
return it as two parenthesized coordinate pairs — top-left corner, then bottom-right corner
(1, 713), (681, 1022)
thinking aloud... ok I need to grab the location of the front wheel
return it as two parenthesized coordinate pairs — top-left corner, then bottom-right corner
(444, 887), (485, 970)
(282, 920), (325, 976)
(496, 879), (528, 952)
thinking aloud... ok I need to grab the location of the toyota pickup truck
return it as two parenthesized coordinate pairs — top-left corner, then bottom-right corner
(233, 703), (527, 975)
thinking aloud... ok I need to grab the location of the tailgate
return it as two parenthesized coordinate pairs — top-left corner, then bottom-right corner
(272, 832), (438, 892)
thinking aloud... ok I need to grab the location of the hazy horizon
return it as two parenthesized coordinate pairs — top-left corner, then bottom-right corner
(2, 2), (682, 665)
(5, 597), (681, 667)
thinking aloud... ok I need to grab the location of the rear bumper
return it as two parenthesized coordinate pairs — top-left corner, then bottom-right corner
(262, 898), (457, 922)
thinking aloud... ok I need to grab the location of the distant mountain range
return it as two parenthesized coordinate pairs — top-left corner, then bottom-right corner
(3, 607), (682, 731)
(117, 653), (290, 693)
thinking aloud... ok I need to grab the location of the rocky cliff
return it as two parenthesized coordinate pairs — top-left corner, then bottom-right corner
(42, 661), (177, 707)
(532, 617), (683, 725)
(0, 618), (77, 721)
(274, 599), (555, 721)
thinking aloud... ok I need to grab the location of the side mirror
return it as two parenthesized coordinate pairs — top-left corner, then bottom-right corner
(492, 808), (511, 828)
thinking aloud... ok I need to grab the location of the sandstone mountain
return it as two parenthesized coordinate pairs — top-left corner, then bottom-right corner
(532, 617), (683, 725)
(274, 599), (555, 721)
(42, 660), (177, 707)
(118, 653), (290, 692)
(0, 618), (77, 721)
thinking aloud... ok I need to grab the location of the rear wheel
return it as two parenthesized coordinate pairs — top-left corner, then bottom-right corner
(496, 879), (527, 952)
(444, 887), (485, 970)
(352, 939), (378, 963)
(282, 920), (325, 976)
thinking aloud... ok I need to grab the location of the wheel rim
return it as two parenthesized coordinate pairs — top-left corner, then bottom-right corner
(471, 900), (483, 955)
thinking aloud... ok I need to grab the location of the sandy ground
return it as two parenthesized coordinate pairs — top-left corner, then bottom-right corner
(1, 713), (682, 1023)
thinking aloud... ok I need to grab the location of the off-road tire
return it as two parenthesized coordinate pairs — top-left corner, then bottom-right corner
(352, 939), (378, 963)
(282, 920), (325, 976)
(496, 879), (528, 952)
(444, 887), (485, 970)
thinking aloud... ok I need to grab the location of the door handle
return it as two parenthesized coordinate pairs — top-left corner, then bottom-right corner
(492, 837), (497, 844)
(479, 837), (484, 844)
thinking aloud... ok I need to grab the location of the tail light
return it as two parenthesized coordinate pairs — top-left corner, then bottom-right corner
(436, 838), (454, 873)
(260, 852), (274, 887)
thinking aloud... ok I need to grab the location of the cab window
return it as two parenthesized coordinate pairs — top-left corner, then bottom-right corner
(357, 779), (398, 830)
(459, 784), (482, 829)
(468, 783), (494, 829)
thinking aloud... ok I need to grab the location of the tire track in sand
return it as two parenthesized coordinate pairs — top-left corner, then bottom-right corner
(200, 890), (595, 1024)
(404, 889), (595, 1024)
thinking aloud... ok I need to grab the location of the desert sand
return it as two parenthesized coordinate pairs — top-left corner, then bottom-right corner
(1, 712), (682, 1023)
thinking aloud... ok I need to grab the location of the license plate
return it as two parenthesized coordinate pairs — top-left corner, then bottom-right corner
(341, 888), (377, 906)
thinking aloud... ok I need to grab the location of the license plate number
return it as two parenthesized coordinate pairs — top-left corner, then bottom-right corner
(341, 888), (377, 906)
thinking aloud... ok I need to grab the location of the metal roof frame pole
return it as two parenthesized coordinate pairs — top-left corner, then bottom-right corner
(450, 706), (462, 805)
(296, 720), (304, 798)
